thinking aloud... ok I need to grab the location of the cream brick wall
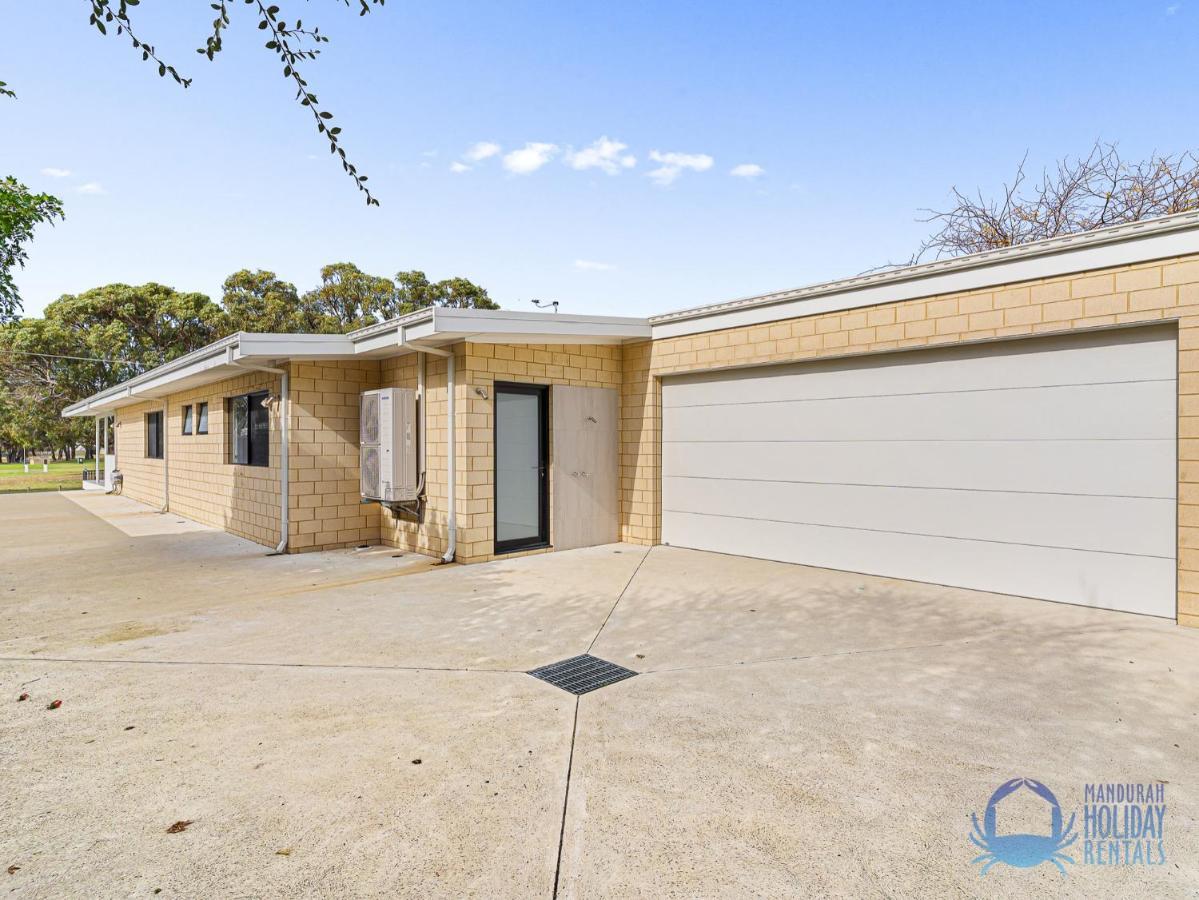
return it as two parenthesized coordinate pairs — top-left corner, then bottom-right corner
(378, 342), (622, 563)
(619, 254), (1199, 627)
(114, 400), (165, 509)
(114, 369), (283, 547)
(287, 360), (382, 552)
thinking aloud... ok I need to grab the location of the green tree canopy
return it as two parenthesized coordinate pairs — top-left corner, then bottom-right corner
(222, 269), (338, 334)
(0, 176), (65, 322)
(301, 262), (396, 331)
(390, 270), (499, 317)
(0, 282), (224, 459)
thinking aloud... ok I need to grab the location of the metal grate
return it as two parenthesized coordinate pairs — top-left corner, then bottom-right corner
(528, 654), (637, 695)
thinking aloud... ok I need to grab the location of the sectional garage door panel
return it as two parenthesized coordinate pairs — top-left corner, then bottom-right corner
(661, 327), (1177, 618)
(662, 439), (1176, 499)
(663, 381), (1173, 442)
(664, 512), (1176, 616)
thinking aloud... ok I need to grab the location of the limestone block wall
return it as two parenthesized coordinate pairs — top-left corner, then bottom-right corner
(618, 254), (1199, 626)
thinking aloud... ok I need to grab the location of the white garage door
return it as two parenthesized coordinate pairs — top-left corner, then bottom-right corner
(661, 326), (1177, 617)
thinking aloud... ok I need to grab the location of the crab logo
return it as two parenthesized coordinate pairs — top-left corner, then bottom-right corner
(970, 778), (1078, 876)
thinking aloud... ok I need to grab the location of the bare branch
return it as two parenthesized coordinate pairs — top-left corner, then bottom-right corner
(913, 142), (1199, 262)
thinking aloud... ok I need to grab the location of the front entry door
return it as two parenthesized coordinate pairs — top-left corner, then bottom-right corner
(494, 383), (549, 553)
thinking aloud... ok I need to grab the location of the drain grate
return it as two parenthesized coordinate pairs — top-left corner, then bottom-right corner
(528, 654), (637, 695)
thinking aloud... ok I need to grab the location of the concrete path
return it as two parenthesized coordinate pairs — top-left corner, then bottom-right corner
(1, 492), (1197, 898)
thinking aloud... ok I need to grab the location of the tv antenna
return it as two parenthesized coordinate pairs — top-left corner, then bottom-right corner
(531, 299), (559, 313)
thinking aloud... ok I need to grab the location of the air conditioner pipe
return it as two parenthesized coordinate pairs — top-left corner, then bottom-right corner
(228, 353), (289, 555)
(406, 341), (455, 564)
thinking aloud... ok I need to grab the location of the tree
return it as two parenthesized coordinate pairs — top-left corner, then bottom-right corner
(301, 262), (395, 330)
(0, 177), (65, 322)
(0, 282), (224, 460)
(389, 269), (499, 318)
(4, 2), (384, 205)
(46, 282), (225, 369)
(221, 269), (337, 334)
(914, 143), (1199, 262)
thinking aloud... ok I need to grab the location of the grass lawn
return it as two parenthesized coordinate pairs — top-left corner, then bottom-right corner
(0, 460), (88, 493)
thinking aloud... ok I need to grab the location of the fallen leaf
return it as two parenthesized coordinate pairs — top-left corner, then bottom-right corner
(17, 693), (28, 702)
(6, 865), (18, 875)
(46, 699), (61, 710)
(166, 820), (194, 834)
(275, 848), (292, 856)
(411, 758), (422, 765)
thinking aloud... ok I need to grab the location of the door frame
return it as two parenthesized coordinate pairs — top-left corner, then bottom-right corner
(493, 382), (550, 554)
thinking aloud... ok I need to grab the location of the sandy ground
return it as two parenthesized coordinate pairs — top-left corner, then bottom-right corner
(1, 491), (1197, 898)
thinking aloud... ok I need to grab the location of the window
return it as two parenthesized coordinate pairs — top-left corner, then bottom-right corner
(145, 411), (164, 459)
(196, 402), (209, 434)
(228, 391), (269, 466)
(182, 405), (194, 435)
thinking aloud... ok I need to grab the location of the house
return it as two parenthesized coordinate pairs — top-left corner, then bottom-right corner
(65, 211), (1199, 626)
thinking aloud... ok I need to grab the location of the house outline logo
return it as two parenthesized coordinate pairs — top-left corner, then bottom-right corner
(969, 777), (1078, 876)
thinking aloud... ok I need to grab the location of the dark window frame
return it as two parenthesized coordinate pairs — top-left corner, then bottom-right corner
(492, 382), (550, 555)
(196, 402), (209, 435)
(228, 390), (270, 467)
(181, 404), (194, 435)
(145, 411), (164, 459)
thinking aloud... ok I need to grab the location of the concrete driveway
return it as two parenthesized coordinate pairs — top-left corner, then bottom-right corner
(1, 492), (1197, 898)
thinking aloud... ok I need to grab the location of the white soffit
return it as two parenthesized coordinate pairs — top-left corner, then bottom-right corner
(651, 212), (1199, 339)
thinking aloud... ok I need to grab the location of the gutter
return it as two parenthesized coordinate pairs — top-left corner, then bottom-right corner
(228, 350), (290, 555)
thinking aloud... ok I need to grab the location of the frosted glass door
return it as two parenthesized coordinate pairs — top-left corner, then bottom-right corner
(495, 385), (547, 551)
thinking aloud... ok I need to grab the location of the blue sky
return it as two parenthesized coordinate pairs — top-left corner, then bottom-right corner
(2, 1), (1196, 319)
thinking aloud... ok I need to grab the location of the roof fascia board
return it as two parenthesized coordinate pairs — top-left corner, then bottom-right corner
(651, 213), (1199, 339)
(430, 307), (652, 339)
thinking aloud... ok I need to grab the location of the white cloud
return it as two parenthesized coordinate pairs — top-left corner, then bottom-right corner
(465, 141), (502, 162)
(647, 150), (714, 185)
(1166, 3), (1180, 13)
(75, 182), (106, 195)
(40, 167), (71, 178)
(503, 142), (559, 174)
(449, 161), (471, 173)
(730, 163), (764, 178)
(564, 137), (636, 175)
(574, 259), (615, 272)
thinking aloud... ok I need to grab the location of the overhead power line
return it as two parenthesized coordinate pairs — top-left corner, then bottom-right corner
(1, 349), (139, 364)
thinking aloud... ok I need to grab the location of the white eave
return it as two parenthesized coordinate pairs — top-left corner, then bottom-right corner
(349, 307), (651, 356)
(62, 332), (356, 417)
(650, 210), (1199, 339)
(64, 310), (651, 418)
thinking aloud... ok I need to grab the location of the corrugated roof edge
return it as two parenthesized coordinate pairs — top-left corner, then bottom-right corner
(649, 210), (1199, 325)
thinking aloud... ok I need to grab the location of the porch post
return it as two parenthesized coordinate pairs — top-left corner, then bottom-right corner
(94, 417), (100, 482)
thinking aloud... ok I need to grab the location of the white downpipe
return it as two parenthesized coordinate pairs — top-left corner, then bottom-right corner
(274, 368), (289, 554)
(443, 350), (456, 563)
(228, 356), (289, 555)
(161, 398), (169, 512)
(93, 417), (100, 484)
(406, 341), (455, 563)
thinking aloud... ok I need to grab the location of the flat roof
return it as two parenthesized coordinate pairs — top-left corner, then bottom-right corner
(63, 308), (651, 416)
(650, 210), (1199, 339)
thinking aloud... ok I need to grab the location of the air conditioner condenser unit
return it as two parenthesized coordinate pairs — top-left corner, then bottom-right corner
(360, 387), (418, 502)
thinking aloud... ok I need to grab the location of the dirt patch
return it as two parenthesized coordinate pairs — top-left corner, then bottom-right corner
(90, 623), (176, 645)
